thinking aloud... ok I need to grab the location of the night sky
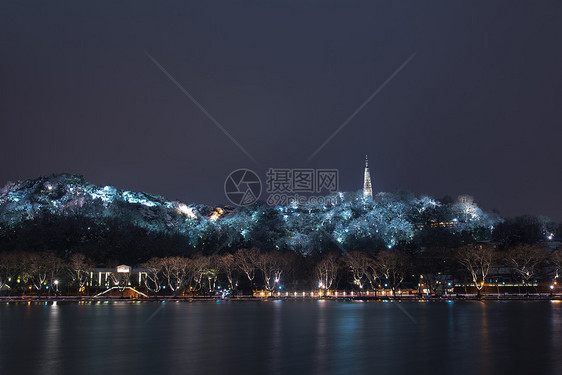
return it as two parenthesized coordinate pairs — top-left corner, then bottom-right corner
(1, 0), (561, 220)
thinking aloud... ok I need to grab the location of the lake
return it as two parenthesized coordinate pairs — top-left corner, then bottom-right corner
(1, 300), (561, 374)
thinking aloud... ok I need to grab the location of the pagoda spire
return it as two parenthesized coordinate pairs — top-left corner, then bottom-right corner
(363, 155), (373, 199)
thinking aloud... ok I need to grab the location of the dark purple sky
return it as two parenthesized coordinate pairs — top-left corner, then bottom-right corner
(1, 0), (561, 220)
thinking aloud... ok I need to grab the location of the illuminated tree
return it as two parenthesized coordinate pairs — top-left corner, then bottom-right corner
(551, 248), (562, 286)
(344, 250), (371, 291)
(234, 248), (260, 285)
(140, 258), (163, 295)
(68, 253), (93, 295)
(44, 253), (64, 296)
(27, 252), (49, 295)
(365, 258), (381, 292)
(189, 254), (217, 292)
(203, 255), (218, 292)
(505, 244), (546, 293)
(456, 244), (495, 297)
(315, 252), (340, 291)
(160, 256), (191, 295)
(376, 250), (408, 295)
(217, 253), (238, 290)
(255, 251), (286, 292)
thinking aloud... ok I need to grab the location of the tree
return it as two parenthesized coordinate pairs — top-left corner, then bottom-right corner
(255, 251), (287, 292)
(315, 252), (340, 292)
(68, 253), (93, 295)
(0, 252), (20, 292)
(140, 258), (163, 295)
(281, 251), (305, 290)
(203, 255), (218, 293)
(234, 248), (260, 287)
(505, 244), (546, 293)
(365, 257), (380, 293)
(190, 254), (217, 292)
(456, 245), (495, 297)
(414, 247), (454, 295)
(45, 253), (64, 296)
(160, 256), (191, 295)
(344, 250), (371, 291)
(27, 252), (49, 295)
(217, 253), (238, 290)
(493, 215), (550, 247)
(551, 248), (562, 286)
(376, 250), (408, 296)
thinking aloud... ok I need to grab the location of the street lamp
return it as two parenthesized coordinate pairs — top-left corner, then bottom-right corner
(54, 280), (59, 296)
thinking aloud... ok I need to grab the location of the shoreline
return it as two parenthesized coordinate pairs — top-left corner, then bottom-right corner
(1, 294), (561, 303)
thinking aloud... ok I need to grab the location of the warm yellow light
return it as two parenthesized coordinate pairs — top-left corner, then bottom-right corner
(209, 207), (224, 221)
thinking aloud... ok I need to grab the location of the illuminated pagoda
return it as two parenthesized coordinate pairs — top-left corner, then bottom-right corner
(363, 155), (373, 199)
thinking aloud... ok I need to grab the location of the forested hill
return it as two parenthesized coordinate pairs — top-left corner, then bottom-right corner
(0, 174), (556, 264)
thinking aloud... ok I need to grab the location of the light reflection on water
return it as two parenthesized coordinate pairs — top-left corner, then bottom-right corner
(0, 300), (561, 375)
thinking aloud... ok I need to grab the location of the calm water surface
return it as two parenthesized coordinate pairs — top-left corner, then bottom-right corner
(1, 300), (561, 375)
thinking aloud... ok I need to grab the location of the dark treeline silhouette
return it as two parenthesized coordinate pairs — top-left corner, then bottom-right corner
(0, 210), (559, 265)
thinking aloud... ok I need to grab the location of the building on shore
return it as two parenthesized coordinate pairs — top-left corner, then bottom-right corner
(89, 264), (147, 289)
